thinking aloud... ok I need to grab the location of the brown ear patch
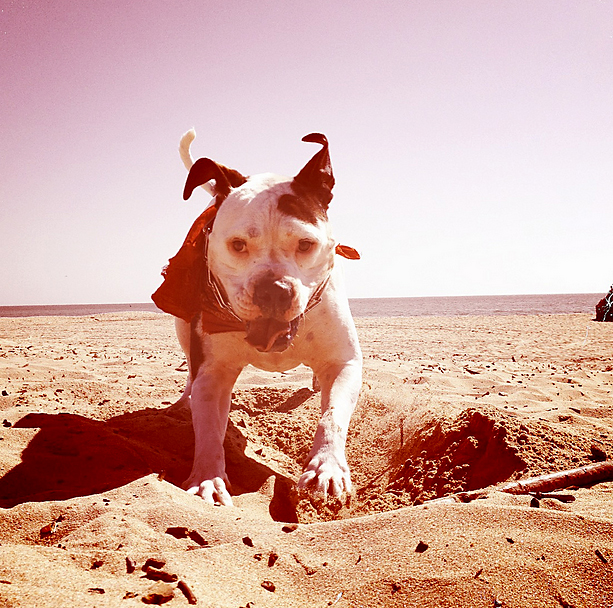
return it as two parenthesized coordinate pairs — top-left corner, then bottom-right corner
(293, 133), (335, 208)
(277, 192), (328, 224)
(183, 158), (247, 202)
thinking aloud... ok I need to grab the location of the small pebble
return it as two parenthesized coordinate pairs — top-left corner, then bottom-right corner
(590, 445), (608, 462)
(188, 530), (208, 546)
(165, 526), (189, 539)
(144, 568), (178, 583)
(178, 580), (198, 605)
(142, 558), (166, 571)
(142, 582), (175, 605)
(268, 552), (279, 567)
(595, 548), (608, 564)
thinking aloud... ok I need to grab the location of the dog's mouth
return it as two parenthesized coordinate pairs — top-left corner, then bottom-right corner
(245, 317), (300, 353)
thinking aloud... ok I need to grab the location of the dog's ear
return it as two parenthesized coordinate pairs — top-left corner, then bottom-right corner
(183, 158), (247, 202)
(293, 133), (335, 209)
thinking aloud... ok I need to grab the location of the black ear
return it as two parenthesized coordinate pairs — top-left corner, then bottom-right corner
(293, 133), (334, 208)
(183, 158), (247, 202)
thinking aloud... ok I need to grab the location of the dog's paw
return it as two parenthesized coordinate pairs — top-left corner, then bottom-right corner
(184, 476), (233, 506)
(298, 452), (351, 499)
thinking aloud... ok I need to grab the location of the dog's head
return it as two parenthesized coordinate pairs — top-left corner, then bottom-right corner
(183, 134), (337, 353)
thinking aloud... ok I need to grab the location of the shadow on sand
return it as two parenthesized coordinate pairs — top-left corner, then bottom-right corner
(0, 404), (298, 522)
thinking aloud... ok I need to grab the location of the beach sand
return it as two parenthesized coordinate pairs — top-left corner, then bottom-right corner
(0, 312), (612, 607)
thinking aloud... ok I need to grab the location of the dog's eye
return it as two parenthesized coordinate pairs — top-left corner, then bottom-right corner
(298, 240), (314, 253)
(231, 239), (247, 253)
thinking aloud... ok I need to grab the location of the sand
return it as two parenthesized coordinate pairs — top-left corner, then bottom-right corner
(0, 311), (612, 607)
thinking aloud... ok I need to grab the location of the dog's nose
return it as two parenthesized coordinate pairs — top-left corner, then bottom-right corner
(253, 277), (294, 317)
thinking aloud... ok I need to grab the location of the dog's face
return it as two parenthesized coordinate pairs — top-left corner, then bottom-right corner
(208, 174), (335, 351)
(183, 134), (337, 352)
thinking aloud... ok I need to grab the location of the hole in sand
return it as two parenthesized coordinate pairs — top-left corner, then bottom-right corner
(386, 408), (527, 503)
(224, 388), (532, 522)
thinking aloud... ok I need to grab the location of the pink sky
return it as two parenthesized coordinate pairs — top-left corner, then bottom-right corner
(1, 0), (612, 305)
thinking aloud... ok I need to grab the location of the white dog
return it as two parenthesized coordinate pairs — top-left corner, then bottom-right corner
(153, 130), (362, 506)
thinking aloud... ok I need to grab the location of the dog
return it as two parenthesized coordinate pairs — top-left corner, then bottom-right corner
(152, 130), (362, 506)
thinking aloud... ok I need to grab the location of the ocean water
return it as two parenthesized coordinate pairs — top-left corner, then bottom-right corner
(0, 303), (160, 318)
(349, 293), (604, 317)
(0, 294), (603, 319)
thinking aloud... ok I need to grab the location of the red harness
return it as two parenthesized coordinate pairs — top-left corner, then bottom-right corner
(152, 205), (360, 332)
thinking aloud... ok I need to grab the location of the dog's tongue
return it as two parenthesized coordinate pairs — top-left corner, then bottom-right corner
(245, 318), (293, 352)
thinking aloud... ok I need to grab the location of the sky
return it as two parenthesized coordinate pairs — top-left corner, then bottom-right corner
(1, 0), (612, 305)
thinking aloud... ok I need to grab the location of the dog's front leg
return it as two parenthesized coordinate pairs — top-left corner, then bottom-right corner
(184, 362), (241, 506)
(298, 359), (362, 498)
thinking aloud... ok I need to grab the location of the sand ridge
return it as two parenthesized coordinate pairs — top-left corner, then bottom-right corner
(0, 312), (612, 606)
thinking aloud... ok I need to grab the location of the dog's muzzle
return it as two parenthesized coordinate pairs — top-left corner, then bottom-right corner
(252, 276), (294, 317)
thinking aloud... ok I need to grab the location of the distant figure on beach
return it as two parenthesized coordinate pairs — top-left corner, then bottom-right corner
(595, 286), (613, 322)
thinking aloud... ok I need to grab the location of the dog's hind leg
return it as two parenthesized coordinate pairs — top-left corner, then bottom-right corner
(166, 317), (193, 416)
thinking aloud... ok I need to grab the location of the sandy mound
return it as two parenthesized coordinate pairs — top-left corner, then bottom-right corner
(1, 312), (612, 606)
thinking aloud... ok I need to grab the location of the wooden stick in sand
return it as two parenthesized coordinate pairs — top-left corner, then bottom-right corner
(499, 460), (613, 495)
(423, 461), (613, 505)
